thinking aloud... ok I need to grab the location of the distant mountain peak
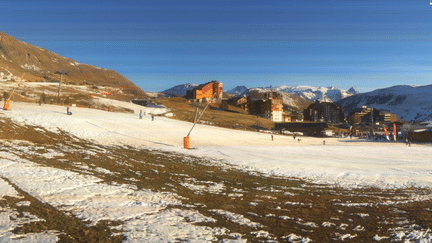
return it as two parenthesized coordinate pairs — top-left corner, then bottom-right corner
(337, 84), (432, 121)
(348, 87), (360, 95)
(163, 83), (198, 97)
(228, 85), (357, 103)
(227, 86), (249, 96)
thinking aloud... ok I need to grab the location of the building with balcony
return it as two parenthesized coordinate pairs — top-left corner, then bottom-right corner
(303, 101), (344, 123)
(247, 91), (283, 122)
(185, 81), (223, 101)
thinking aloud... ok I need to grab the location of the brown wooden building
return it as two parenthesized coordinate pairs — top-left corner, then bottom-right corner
(226, 96), (248, 111)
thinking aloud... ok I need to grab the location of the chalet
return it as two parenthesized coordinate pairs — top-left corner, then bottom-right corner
(247, 91), (283, 122)
(402, 121), (432, 143)
(282, 112), (303, 122)
(411, 129), (432, 143)
(185, 81), (223, 101)
(226, 96), (248, 111)
(303, 101), (344, 123)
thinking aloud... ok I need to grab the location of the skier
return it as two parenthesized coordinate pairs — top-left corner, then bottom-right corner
(139, 110), (143, 119)
(271, 135), (274, 141)
(152, 115), (154, 121)
(67, 107), (72, 115)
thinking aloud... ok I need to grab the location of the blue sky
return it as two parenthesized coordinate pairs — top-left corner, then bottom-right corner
(1, 0), (431, 92)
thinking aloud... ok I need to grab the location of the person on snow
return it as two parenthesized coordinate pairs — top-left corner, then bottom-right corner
(67, 107), (72, 115)
(139, 110), (143, 119)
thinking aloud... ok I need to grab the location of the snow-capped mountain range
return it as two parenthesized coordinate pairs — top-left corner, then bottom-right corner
(228, 85), (360, 103)
(163, 83), (198, 97)
(163, 83), (359, 103)
(162, 83), (432, 121)
(336, 84), (432, 122)
(162, 83), (358, 111)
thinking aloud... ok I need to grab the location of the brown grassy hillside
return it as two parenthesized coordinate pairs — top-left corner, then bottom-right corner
(0, 31), (140, 89)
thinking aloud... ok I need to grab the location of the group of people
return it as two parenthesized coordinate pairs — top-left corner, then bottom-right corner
(139, 110), (154, 121)
(64, 107), (154, 121)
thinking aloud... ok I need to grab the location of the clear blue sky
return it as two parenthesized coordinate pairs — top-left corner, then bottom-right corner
(1, 0), (431, 92)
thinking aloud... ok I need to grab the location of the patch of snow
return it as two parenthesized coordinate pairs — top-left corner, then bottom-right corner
(16, 201), (31, 207)
(339, 233), (357, 240)
(372, 234), (390, 241)
(180, 180), (225, 194)
(93, 167), (114, 175)
(0, 205), (58, 242)
(21, 64), (41, 72)
(0, 153), (227, 241)
(0, 178), (20, 198)
(353, 225), (365, 231)
(322, 222), (336, 227)
(111, 208), (225, 242)
(282, 233), (312, 243)
(250, 230), (270, 238)
(337, 223), (349, 230)
(357, 213), (369, 218)
(279, 216), (294, 220)
(209, 209), (263, 228)
(298, 221), (318, 228)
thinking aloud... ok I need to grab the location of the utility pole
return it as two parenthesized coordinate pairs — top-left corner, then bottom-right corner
(55, 70), (68, 101)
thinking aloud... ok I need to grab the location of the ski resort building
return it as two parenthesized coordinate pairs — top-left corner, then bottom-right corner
(185, 81), (223, 101)
(303, 101), (344, 123)
(282, 112), (304, 122)
(347, 106), (380, 124)
(226, 96), (248, 111)
(348, 106), (397, 125)
(274, 122), (330, 136)
(380, 110), (397, 123)
(247, 91), (283, 122)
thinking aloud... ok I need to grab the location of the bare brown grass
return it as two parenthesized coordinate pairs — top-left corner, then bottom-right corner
(1, 117), (432, 242)
(157, 97), (275, 131)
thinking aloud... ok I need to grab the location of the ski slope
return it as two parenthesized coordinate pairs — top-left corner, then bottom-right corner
(3, 100), (432, 189)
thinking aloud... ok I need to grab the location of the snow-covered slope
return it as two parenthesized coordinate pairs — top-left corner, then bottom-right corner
(227, 85), (358, 102)
(3, 101), (432, 190)
(337, 84), (432, 121)
(163, 83), (198, 97)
